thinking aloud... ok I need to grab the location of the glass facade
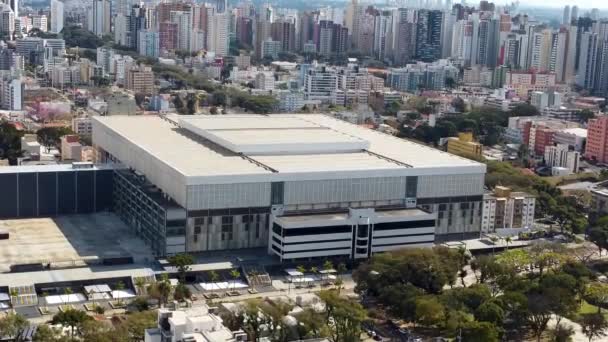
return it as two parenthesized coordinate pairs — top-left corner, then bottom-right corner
(113, 170), (183, 256)
(0, 169), (114, 219)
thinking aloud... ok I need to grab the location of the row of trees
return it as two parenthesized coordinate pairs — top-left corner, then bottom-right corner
(353, 245), (608, 342)
(0, 308), (156, 342)
(152, 63), (278, 114)
(219, 289), (367, 342)
(399, 103), (539, 146)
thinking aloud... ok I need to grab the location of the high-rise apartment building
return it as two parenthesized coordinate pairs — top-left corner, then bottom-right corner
(416, 9), (443, 62)
(563, 5), (570, 25)
(207, 13), (228, 56)
(586, 116), (608, 164)
(576, 32), (599, 90)
(125, 64), (154, 94)
(88, 0), (110, 37)
(49, 0), (63, 33)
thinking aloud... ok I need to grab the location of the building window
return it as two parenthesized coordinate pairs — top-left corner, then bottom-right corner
(221, 225), (233, 241)
(406, 176), (418, 198)
(271, 182), (284, 205)
(194, 226), (201, 235)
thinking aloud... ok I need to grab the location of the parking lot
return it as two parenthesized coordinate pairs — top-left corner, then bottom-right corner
(0, 213), (154, 272)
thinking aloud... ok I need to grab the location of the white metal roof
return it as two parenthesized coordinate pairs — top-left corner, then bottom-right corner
(254, 152), (404, 173)
(92, 114), (484, 185)
(178, 115), (369, 154)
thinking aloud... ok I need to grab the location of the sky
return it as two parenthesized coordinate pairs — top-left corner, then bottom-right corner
(511, 1), (608, 9)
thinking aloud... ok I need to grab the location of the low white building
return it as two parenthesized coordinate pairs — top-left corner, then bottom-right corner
(144, 306), (247, 342)
(482, 186), (535, 232)
(553, 128), (587, 152)
(544, 144), (580, 174)
(255, 72), (274, 91)
(72, 117), (93, 136)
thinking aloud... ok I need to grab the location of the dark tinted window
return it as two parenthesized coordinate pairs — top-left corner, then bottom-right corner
(283, 225), (352, 236)
(38, 172), (57, 216)
(374, 220), (436, 231)
(0, 174), (18, 217)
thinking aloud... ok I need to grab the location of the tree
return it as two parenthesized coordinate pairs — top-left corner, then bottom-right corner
(452, 97), (466, 112)
(61, 26), (104, 48)
(0, 312), (28, 340)
(33, 324), (64, 342)
(52, 309), (91, 340)
(353, 247), (459, 296)
(121, 310), (157, 342)
(319, 290), (366, 342)
(134, 277), (147, 296)
(415, 296), (445, 328)
(148, 274), (172, 307)
(460, 321), (500, 342)
(230, 269), (241, 290)
(115, 281), (126, 306)
(510, 103), (540, 117)
(525, 293), (553, 342)
(296, 265), (307, 284)
(577, 109), (596, 123)
(0, 121), (24, 164)
(296, 307), (329, 338)
(80, 319), (127, 342)
(475, 302), (505, 326)
(540, 273), (578, 325)
(208, 270), (220, 289)
(473, 255), (504, 284)
(585, 283), (608, 313)
(260, 300), (294, 342)
(551, 324), (575, 342)
(173, 283), (191, 301)
(581, 313), (608, 342)
(242, 299), (265, 341)
(36, 126), (72, 152)
(167, 253), (195, 283)
(589, 226), (608, 256)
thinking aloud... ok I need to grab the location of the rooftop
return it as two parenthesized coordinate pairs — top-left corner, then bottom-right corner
(0, 163), (113, 174)
(93, 114), (483, 184)
(558, 127), (587, 138)
(0, 213), (154, 274)
(180, 115), (369, 154)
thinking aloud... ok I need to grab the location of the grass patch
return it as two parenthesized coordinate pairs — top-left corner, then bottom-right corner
(570, 300), (608, 323)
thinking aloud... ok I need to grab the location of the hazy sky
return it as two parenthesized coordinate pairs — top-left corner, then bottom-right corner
(487, 0), (608, 9)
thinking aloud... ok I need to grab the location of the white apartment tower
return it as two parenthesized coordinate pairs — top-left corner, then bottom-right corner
(88, 0), (111, 37)
(206, 13), (228, 56)
(50, 0), (63, 33)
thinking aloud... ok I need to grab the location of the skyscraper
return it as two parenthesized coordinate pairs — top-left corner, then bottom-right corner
(571, 5), (578, 22)
(50, 0), (63, 33)
(207, 13), (228, 56)
(88, 0), (111, 37)
(562, 5), (570, 25)
(2, 0), (17, 17)
(576, 31), (598, 89)
(416, 9), (443, 62)
(215, 0), (226, 14)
